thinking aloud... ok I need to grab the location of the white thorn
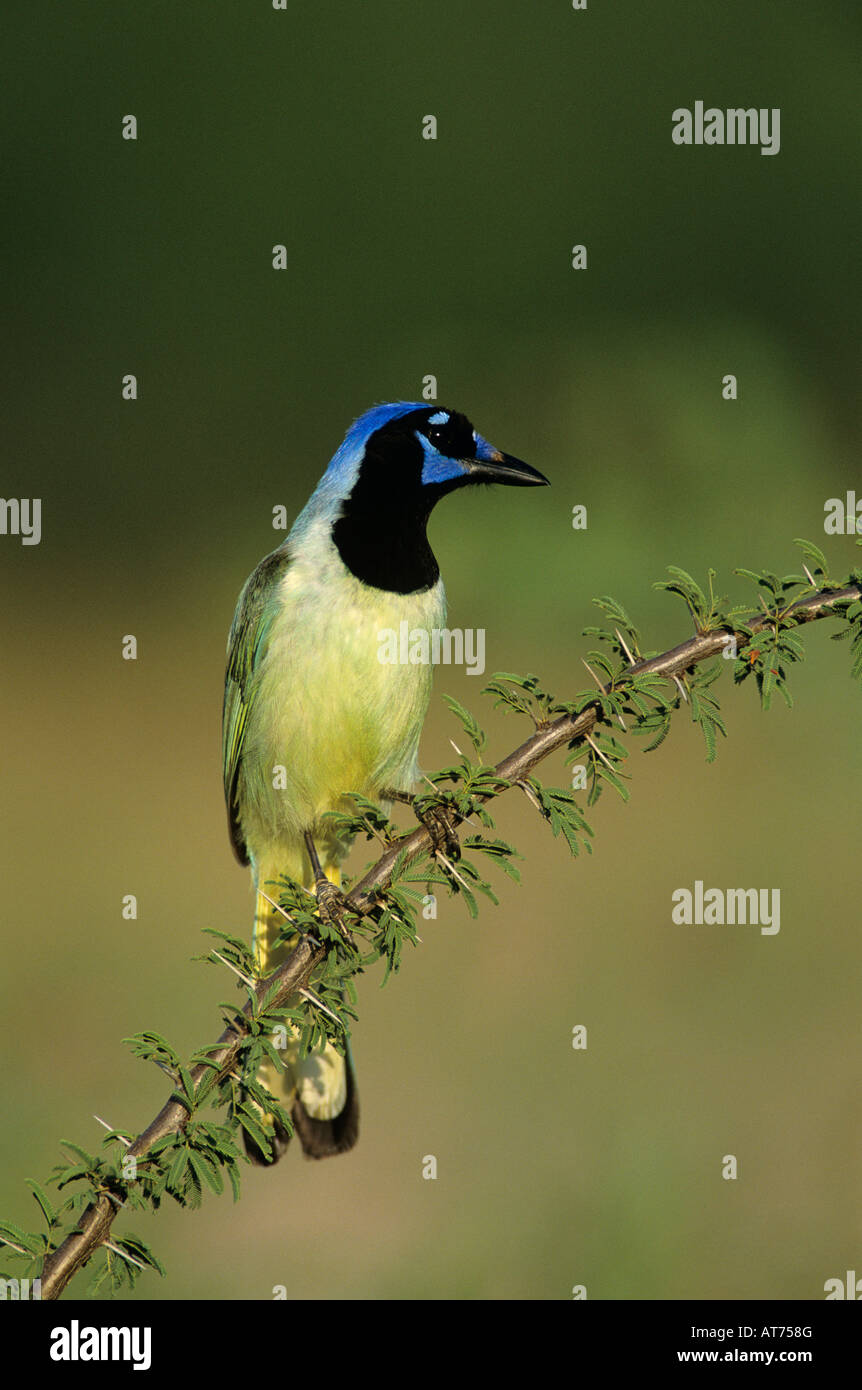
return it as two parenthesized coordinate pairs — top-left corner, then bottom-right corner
(211, 951), (256, 989)
(438, 853), (471, 892)
(258, 890), (296, 924)
(581, 657), (605, 691)
(584, 731), (618, 772)
(103, 1240), (147, 1271)
(615, 628), (637, 666)
(517, 779), (543, 812)
(582, 656), (626, 730)
(93, 1115), (132, 1147)
(298, 987), (343, 1028)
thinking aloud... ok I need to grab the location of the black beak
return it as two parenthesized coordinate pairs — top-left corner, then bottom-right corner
(466, 450), (550, 487)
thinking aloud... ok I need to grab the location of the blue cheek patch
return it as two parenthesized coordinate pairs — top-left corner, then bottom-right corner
(417, 431), (471, 486)
(420, 453), (470, 486)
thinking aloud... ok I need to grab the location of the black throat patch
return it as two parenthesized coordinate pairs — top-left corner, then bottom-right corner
(331, 411), (463, 594)
(332, 503), (441, 593)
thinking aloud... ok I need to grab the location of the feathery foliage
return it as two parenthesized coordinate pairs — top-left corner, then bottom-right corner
(3, 541), (860, 1299)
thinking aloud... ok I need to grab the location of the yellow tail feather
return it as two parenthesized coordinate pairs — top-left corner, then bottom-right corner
(252, 861), (349, 1134)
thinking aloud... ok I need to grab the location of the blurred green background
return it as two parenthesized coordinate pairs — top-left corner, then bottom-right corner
(2, 1), (860, 1300)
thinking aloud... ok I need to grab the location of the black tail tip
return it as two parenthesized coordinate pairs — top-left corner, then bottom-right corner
(290, 1088), (360, 1159)
(242, 1061), (360, 1165)
(242, 1119), (292, 1166)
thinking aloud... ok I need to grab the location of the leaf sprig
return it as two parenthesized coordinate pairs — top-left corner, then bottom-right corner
(5, 541), (861, 1298)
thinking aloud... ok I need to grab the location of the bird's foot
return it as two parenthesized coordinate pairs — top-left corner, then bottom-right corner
(379, 787), (462, 862)
(314, 878), (357, 949)
(415, 800), (462, 863)
(303, 830), (357, 948)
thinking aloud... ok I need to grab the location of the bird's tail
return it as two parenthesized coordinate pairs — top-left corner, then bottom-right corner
(246, 858), (359, 1163)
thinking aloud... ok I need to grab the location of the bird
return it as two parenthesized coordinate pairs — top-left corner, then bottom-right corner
(222, 401), (549, 1163)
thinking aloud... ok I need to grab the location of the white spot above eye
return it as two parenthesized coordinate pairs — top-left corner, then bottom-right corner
(428, 411), (449, 425)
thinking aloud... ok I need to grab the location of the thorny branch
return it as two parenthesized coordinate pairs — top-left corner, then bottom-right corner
(36, 580), (862, 1298)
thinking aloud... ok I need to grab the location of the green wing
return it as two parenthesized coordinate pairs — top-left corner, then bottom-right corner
(222, 546), (292, 865)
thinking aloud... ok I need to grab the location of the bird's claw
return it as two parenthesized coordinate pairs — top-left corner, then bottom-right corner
(379, 786), (462, 862)
(314, 879), (357, 948)
(418, 802), (461, 862)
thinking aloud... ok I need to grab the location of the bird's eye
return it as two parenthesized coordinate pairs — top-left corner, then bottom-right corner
(426, 425), (445, 449)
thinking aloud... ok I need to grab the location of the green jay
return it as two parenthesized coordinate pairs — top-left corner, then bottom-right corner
(223, 402), (548, 1161)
